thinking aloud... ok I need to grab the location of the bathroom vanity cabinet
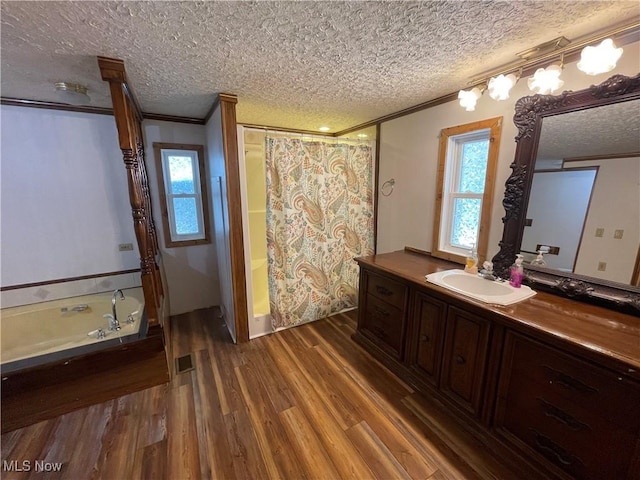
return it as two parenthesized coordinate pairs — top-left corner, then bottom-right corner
(354, 249), (640, 480)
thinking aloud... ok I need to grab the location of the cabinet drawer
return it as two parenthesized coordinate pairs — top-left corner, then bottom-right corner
(506, 332), (640, 433)
(502, 377), (637, 480)
(365, 272), (407, 310)
(362, 294), (404, 358)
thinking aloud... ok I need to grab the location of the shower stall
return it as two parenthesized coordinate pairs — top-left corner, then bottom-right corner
(238, 126), (377, 338)
(239, 128), (272, 338)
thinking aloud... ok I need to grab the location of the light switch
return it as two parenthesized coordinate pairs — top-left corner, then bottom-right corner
(597, 262), (607, 271)
(119, 243), (134, 251)
(614, 229), (624, 239)
(595, 228), (604, 238)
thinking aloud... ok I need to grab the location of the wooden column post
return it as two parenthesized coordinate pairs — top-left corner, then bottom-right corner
(98, 56), (162, 326)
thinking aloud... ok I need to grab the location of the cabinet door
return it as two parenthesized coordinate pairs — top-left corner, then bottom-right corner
(440, 306), (490, 416)
(407, 292), (446, 387)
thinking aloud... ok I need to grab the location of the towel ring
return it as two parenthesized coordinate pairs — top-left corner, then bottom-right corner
(381, 178), (395, 197)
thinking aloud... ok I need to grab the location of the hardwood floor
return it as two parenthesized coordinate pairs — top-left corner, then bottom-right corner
(1, 308), (540, 479)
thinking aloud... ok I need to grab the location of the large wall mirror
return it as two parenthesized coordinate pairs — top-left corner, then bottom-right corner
(492, 73), (640, 313)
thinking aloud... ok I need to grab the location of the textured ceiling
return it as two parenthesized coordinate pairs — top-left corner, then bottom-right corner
(537, 99), (640, 162)
(1, 1), (639, 132)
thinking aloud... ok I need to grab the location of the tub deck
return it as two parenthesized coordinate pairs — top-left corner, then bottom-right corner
(1, 324), (169, 433)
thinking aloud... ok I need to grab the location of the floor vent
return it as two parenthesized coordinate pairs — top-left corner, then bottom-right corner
(175, 353), (195, 374)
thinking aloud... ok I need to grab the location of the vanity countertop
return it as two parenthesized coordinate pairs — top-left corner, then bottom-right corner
(356, 249), (640, 375)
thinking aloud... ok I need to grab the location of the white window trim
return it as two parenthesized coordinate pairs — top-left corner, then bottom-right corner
(160, 149), (206, 242)
(153, 143), (210, 249)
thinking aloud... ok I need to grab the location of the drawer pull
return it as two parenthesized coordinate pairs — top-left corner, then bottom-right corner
(372, 325), (388, 338)
(531, 429), (584, 468)
(456, 355), (466, 365)
(373, 306), (389, 317)
(543, 365), (599, 395)
(538, 398), (591, 432)
(420, 334), (430, 343)
(375, 285), (393, 296)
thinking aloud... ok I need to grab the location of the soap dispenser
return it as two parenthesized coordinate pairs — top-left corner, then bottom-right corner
(530, 249), (547, 266)
(509, 254), (524, 288)
(464, 244), (478, 275)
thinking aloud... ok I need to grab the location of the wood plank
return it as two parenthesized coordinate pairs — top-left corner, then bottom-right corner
(135, 384), (168, 448)
(244, 337), (296, 413)
(234, 363), (308, 479)
(274, 328), (362, 429)
(166, 382), (201, 479)
(62, 402), (117, 479)
(92, 393), (145, 479)
(190, 348), (235, 479)
(346, 421), (413, 480)
(223, 409), (270, 480)
(279, 406), (341, 479)
(0, 419), (60, 480)
(265, 333), (377, 480)
(310, 340), (440, 479)
(139, 440), (167, 480)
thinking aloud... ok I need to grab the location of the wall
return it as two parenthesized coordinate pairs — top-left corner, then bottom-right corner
(142, 119), (221, 315)
(0, 106), (139, 292)
(573, 157), (640, 283)
(237, 127), (272, 339)
(206, 107), (236, 341)
(376, 40), (640, 262)
(522, 169), (596, 271)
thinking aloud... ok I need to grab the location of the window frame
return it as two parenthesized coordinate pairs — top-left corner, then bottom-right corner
(153, 142), (211, 248)
(432, 117), (503, 265)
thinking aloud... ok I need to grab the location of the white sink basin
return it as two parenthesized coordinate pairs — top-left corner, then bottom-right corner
(425, 269), (536, 306)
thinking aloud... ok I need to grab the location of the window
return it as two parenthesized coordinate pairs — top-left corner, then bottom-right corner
(432, 117), (502, 264)
(153, 143), (210, 247)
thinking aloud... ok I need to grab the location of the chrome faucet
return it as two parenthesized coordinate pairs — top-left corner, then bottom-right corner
(478, 261), (497, 281)
(109, 289), (125, 331)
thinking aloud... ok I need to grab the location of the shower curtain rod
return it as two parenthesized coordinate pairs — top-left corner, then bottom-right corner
(243, 126), (370, 143)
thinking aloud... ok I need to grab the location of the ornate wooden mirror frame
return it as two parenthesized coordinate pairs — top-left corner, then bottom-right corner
(492, 73), (640, 314)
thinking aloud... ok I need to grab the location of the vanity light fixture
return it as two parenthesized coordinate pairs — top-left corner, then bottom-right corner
(54, 82), (91, 105)
(487, 73), (518, 101)
(456, 22), (635, 112)
(577, 38), (623, 75)
(458, 87), (483, 111)
(528, 63), (564, 94)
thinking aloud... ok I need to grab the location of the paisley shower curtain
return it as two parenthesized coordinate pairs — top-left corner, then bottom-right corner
(265, 137), (374, 329)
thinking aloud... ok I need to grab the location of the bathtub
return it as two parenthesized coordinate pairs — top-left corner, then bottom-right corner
(1, 287), (146, 374)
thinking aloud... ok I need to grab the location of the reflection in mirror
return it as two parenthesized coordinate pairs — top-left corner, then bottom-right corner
(493, 73), (640, 313)
(522, 100), (640, 285)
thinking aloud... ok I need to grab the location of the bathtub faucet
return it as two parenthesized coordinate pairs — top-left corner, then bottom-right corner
(109, 289), (125, 331)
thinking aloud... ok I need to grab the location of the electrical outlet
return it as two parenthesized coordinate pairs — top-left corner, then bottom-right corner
(597, 262), (607, 272)
(614, 229), (624, 239)
(118, 243), (134, 251)
(595, 228), (604, 238)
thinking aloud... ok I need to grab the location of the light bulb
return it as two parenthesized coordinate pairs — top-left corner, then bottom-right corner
(528, 64), (564, 94)
(577, 38), (623, 76)
(488, 73), (517, 101)
(458, 87), (482, 111)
